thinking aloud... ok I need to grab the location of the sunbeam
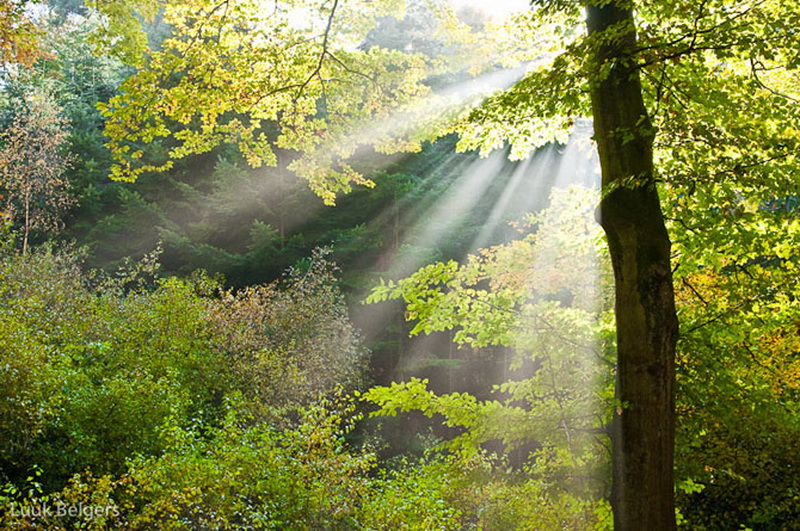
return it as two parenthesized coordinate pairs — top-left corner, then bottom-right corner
(351, 122), (604, 402)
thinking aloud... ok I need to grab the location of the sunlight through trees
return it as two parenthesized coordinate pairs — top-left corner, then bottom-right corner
(0, 0), (798, 528)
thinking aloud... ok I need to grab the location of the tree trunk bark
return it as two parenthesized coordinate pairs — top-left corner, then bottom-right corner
(585, 3), (678, 529)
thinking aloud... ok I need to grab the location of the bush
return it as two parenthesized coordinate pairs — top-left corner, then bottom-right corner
(0, 247), (367, 495)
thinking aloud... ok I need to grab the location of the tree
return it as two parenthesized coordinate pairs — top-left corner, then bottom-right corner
(97, 0), (433, 202)
(0, 0), (40, 66)
(0, 91), (74, 254)
(450, 1), (799, 527)
(96, 0), (800, 528)
(585, 4), (677, 528)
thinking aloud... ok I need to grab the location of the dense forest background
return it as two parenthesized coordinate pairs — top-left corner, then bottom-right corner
(1, 0), (799, 528)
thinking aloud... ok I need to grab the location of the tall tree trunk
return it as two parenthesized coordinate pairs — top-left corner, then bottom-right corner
(585, 3), (678, 529)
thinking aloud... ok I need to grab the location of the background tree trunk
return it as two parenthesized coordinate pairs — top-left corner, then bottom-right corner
(585, 3), (679, 529)
(23, 184), (31, 255)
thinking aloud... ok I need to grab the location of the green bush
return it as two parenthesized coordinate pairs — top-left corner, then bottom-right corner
(0, 247), (366, 495)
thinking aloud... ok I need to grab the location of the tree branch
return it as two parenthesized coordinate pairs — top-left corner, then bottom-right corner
(749, 57), (800, 103)
(295, 0), (340, 102)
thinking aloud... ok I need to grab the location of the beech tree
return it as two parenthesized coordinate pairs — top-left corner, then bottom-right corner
(586, 4), (678, 527)
(97, 0), (435, 203)
(456, 2), (798, 527)
(587, 3), (797, 526)
(97, 0), (800, 528)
